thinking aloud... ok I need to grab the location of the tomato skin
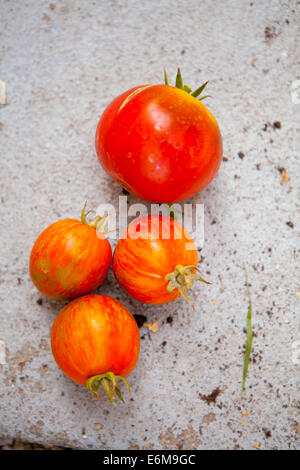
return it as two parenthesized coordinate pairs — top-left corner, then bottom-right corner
(96, 84), (222, 202)
(112, 215), (198, 304)
(51, 294), (140, 386)
(29, 219), (112, 300)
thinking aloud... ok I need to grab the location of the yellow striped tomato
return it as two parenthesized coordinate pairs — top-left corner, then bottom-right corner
(51, 294), (140, 403)
(29, 206), (111, 300)
(113, 215), (209, 305)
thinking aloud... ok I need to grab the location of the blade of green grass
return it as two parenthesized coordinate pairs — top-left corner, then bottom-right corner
(242, 264), (253, 392)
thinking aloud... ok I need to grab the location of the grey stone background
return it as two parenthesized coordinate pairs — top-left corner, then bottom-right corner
(0, 0), (299, 450)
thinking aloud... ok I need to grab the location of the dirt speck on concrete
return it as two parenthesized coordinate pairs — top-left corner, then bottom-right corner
(291, 421), (300, 434)
(128, 441), (140, 450)
(143, 443), (154, 450)
(3, 342), (39, 387)
(39, 339), (50, 351)
(264, 25), (280, 42)
(11, 342), (38, 372)
(38, 364), (48, 376)
(93, 423), (103, 431)
(199, 387), (222, 405)
(203, 413), (216, 424)
(263, 428), (272, 438)
(159, 424), (201, 450)
(42, 13), (51, 22)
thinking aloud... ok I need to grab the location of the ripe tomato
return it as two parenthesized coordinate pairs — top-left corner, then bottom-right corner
(112, 215), (209, 305)
(29, 205), (112, 300)
(51, 294), (140, 402)
(95, 69), (222, 202)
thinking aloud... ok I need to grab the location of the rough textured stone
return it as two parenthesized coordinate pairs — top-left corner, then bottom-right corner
(0, 0), (299, 450)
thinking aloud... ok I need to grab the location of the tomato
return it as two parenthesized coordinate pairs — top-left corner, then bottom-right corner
(51, 294), (140, 402)
(112, 215), (209, 305)
(29, 205), (112, 300)
(95, 69), (222, 202)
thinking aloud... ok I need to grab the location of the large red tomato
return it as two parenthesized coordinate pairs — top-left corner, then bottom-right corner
(95, 69), (222, 202)
(29, 205), (112, 300)
(113, 215), (209, 305)
(51, 294), (140, 403)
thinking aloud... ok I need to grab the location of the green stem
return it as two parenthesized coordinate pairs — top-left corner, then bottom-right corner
(242, 264), (253, 392)
(86, 371), (130, 404)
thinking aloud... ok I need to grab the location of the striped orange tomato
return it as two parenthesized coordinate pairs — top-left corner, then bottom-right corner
(113, 215), (209, 305)
(51, 294), (140, 402)
(29, 206), (111, 300)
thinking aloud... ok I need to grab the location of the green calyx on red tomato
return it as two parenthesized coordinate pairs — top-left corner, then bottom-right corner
(164, 67), (210, 101)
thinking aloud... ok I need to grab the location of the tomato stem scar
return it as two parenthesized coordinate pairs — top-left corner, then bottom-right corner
(165, 264), (211, 305)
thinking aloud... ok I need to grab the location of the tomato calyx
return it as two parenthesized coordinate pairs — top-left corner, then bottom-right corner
(81, 202), (108, 233)
(86, 371), (130, 404)
(164, 68), (211, 101)
(165, 265), (211, 304)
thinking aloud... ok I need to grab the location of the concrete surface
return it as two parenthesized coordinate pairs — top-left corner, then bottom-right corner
(0, 0), (299, 450)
